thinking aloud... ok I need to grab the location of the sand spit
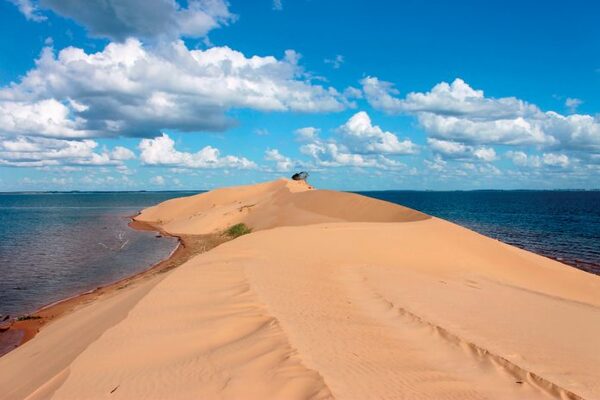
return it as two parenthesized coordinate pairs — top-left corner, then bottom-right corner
(0, 178), (599, 399)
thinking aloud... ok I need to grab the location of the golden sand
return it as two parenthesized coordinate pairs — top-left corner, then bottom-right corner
(1, 179), (598, 399)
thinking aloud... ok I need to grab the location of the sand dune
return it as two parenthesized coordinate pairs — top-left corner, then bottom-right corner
(1, 179), (599, 399)
(135, 178), (428, 235)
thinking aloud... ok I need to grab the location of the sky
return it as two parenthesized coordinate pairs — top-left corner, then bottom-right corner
(0, 0), (599, 191)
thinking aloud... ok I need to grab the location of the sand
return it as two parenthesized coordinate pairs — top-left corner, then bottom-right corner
(0, 178), (599, 399)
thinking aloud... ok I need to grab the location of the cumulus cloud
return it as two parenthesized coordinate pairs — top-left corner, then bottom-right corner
(0, 136), (135, 167)
(17, 0), (235, 41)
(110, 146), (136, 160)
(337, 111), (418, 155)
(427, 138), (496, 162)
(362, 77), (536, 119)
(295, 127), (320, 141)
(506, 151), (570, 168)
(306, 143), (405, 169)
(296, 112), (414, 170)
(265, 149), (293, 171)
(361, 77), (600, 152)
(542, 153), (570, 167)
(424, 154), (446, 172)
(272, 0), (283, 11)
(0, 39), (346, 139)
(138, 133), (256, 169)
(472, 147), (497, 162)
(0, 99), (92, 139)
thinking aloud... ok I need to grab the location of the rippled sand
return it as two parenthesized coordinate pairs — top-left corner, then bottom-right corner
(1, 179), (599, 399)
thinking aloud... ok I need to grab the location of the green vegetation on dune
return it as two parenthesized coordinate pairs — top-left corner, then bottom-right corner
(225, 223), (252, 238)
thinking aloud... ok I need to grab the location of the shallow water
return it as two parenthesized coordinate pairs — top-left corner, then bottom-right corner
(0, 192), (197, 317)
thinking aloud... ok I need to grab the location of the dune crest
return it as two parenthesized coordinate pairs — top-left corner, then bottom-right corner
(135, 178), (428, 235)
(1, 179), (599, 400)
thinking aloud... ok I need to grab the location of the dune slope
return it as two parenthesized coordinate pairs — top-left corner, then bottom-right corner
(135, 178), (428, 235)
(1, 179), (599, 400)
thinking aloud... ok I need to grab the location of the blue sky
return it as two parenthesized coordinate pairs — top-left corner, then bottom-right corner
(0, 0), (598, 191)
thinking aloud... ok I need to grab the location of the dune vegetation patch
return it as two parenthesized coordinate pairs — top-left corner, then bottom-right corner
(225, 223), (252, 238)
(16, 315), (42, 321)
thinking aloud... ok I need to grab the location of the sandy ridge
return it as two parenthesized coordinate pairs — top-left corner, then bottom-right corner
(0, 178), (598, 399)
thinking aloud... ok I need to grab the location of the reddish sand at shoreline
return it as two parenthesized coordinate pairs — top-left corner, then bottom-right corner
(0, 178), (599, 399)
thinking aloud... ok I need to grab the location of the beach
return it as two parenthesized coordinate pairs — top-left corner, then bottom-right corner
(1, 178), (599, 399)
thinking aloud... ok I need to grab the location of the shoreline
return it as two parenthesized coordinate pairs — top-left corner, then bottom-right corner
(1, 213), (596, 359)
(0, 215), (228, 358)
(1, 179), (599, 399)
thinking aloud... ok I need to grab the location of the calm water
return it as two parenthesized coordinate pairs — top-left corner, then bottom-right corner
(358, 190), (600, 274)
(0, 192), (198, 318)
(0, 190), (598, 318)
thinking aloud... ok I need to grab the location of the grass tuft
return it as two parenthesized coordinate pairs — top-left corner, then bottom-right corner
(225, 223), (252, 238)
(17, 315), (42, 321)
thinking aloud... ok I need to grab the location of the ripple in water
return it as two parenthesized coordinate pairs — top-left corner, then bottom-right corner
(0, 192), (199, 318)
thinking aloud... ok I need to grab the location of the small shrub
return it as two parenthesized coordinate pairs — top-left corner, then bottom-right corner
(225, 223), (252, 238)
(17, 315), (42, 321)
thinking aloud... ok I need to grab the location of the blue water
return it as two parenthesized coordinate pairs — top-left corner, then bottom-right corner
(358, 190), (600, 275)
(0, 192), (198, 318)
(0, 190), (598, 319)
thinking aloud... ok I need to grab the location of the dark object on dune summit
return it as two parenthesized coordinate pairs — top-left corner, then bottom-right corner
(291, 172), (309, 181)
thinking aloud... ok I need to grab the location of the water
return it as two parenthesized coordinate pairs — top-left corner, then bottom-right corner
(0, 190), (598, 318)
(357, 190), (600, 274)
(0, 191), (199, 318)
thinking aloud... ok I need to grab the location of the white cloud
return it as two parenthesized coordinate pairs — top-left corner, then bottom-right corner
(296, 113), (414, 170)
(424, 154), (446, 172)
(506, 151), (569, 168)
(9, 0), (46, 21)
(338, 111), (418, 155)
(0, 136), (134, 167)
(110, 146), (136, 161)
(361, 77), (600, 152)
(265, 148), (293, 171)
(300, 140), (404, 169)
(506, 151), (533, 167)
(542, 153), (570, 168)
(295, 127), (320, 141)
(0, 39), (346, 139)
(151, 175), (165, 185)
(0, 99), (92, 139)
(138, 133), (256, 169)
(417, 113), (553, 146)
(565, 97), (583, 113)
(472, 147), (497, 162)
(324, 55), (344, 69)
(343, 86), (362, 99)
(427, 138), (469, 155)
(427, 138), (496, 162)
(25, 0), (235, 41)
(272, 0), (283, 10)
(362, 77), (537, 119)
